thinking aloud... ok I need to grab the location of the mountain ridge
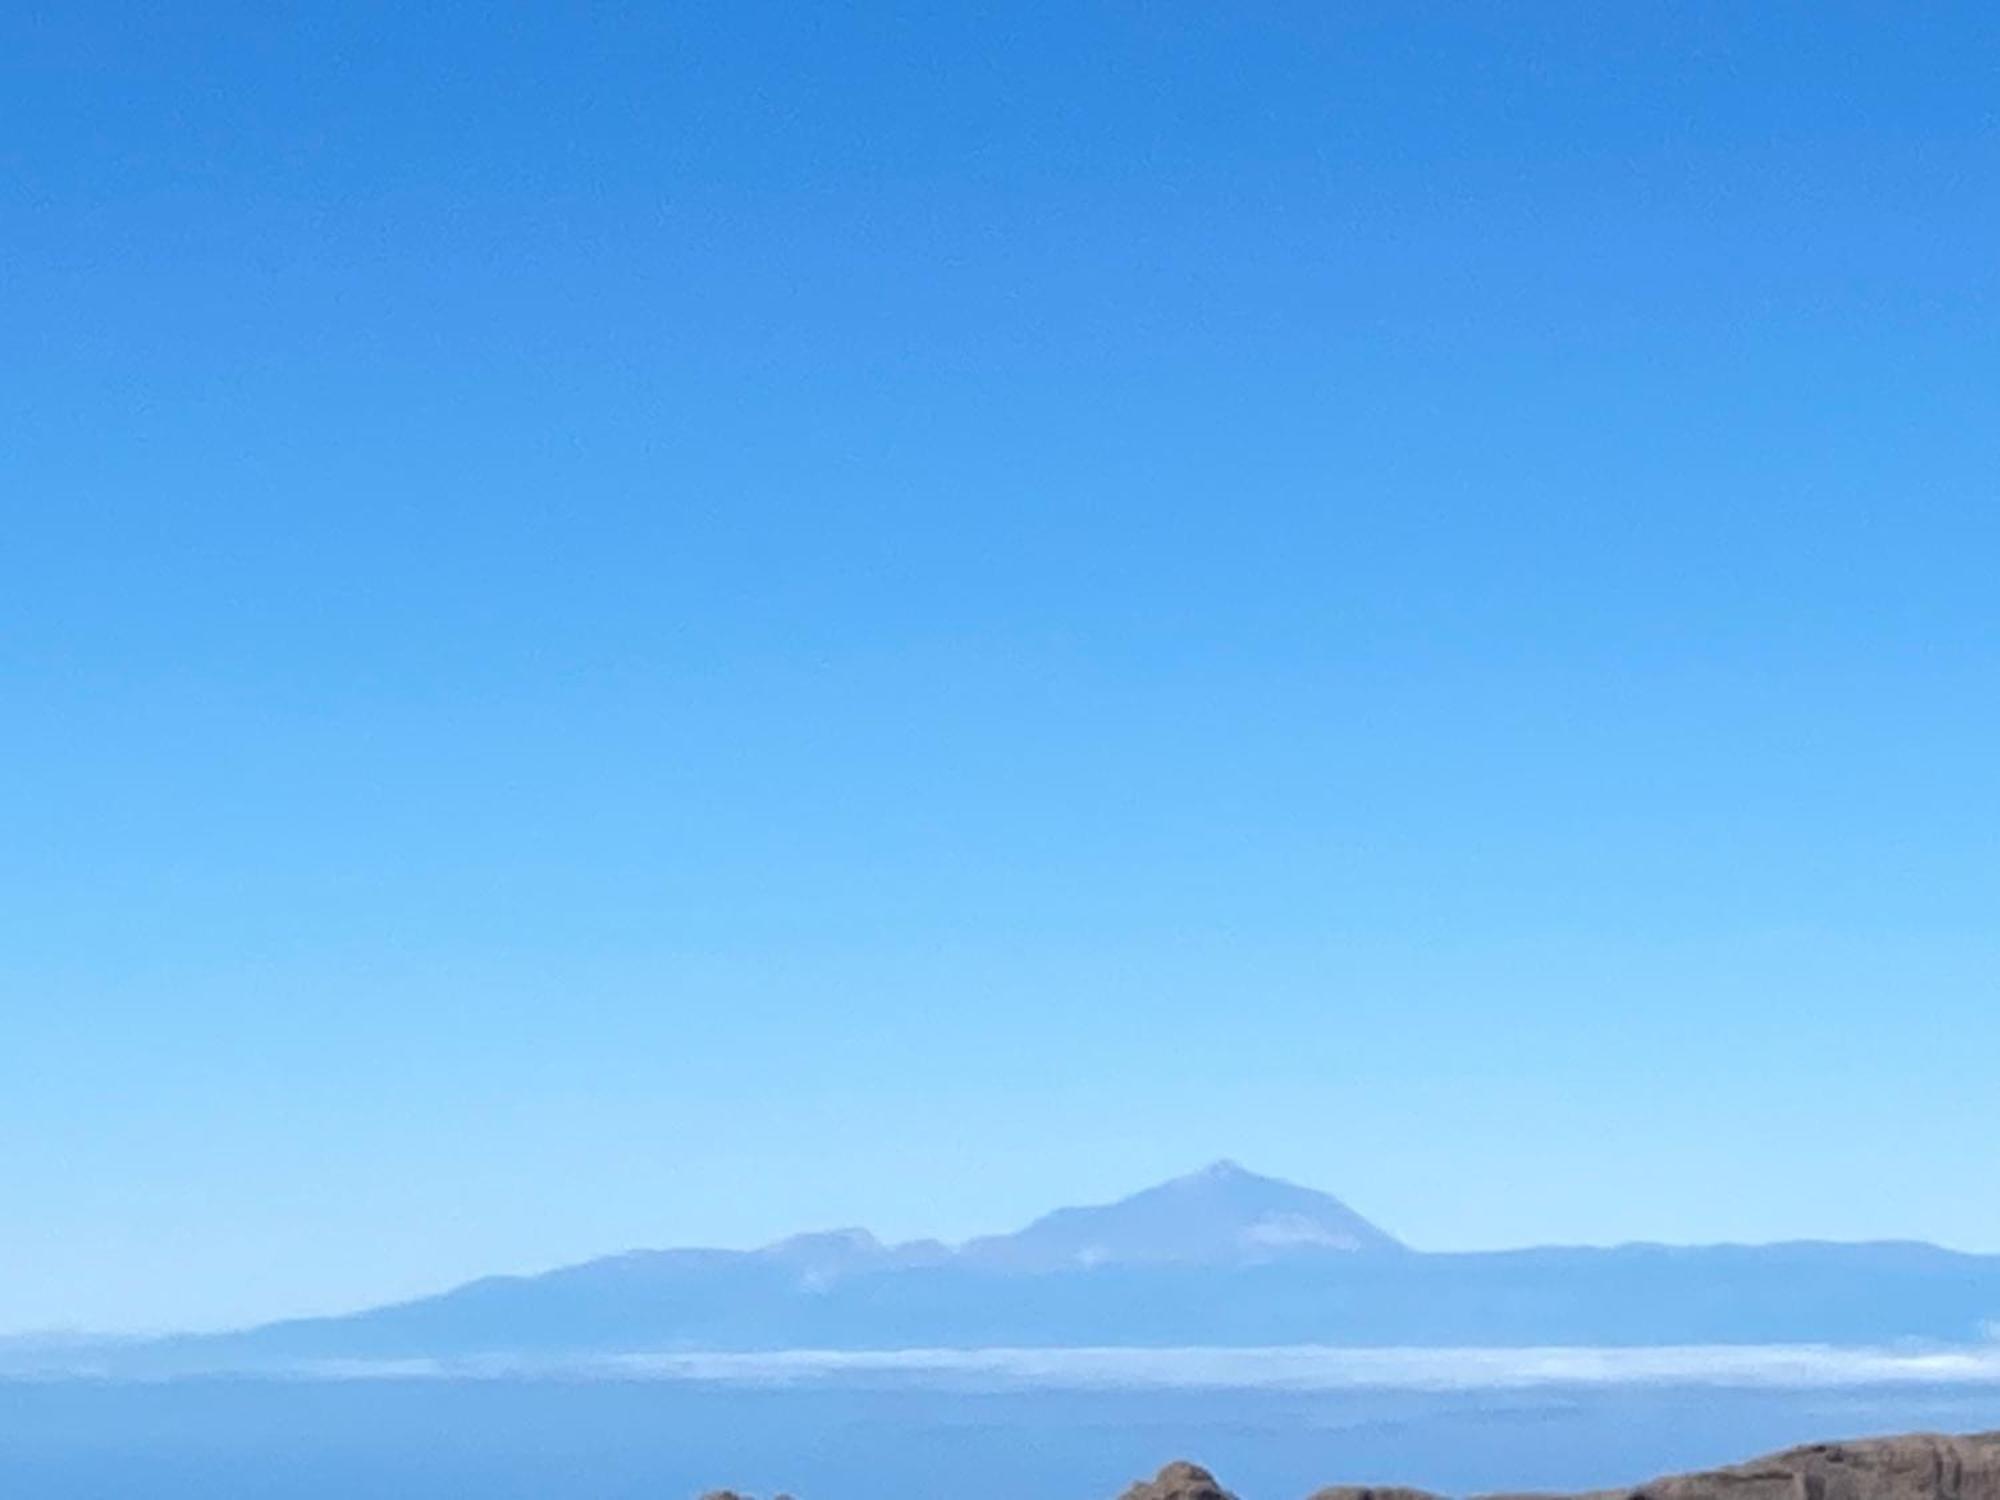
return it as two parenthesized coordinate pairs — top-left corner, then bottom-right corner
(34, 1163), (2000, 1370)
(496, 1161), (1404, 1285)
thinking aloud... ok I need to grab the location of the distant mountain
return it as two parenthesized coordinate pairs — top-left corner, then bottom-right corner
(62, 1163), (2000, 1372)
(958, 1160), (1405, 1269)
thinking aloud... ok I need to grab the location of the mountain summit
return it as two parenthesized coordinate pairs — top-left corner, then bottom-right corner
(957, 1160), (1405, 1270)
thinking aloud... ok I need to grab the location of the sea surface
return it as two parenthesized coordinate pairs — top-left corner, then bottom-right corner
(2, 1350), (1997, 1500)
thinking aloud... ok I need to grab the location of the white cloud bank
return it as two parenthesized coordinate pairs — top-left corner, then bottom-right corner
(294, 1342), (2000, 1391)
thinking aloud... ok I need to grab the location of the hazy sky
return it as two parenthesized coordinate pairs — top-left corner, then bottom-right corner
(6, 3), (1999, 1335)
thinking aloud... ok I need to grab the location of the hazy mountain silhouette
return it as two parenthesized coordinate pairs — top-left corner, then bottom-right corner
(78, 1162), (2000, 1370)
(957, 1161), (1405, 1269)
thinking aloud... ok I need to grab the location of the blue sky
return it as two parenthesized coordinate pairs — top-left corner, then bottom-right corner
(5, 2), (1999, 1334)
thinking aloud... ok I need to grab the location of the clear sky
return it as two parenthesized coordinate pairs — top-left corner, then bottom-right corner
(5, 3), (1999, 1335)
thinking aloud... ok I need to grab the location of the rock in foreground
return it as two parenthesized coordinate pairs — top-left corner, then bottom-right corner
(1611, 1433), (2000, 1500)
(1118, 1461), (1240, 1500)
(1123, 1433), (2000, 1500)
(701, 1432), (2000, 1500)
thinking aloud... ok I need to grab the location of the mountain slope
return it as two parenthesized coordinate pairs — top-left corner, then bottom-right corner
(959, 1160), (1405, 1269)
(73, 1164), (2000, 1369)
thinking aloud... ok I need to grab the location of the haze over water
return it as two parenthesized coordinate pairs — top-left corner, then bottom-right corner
(5, 1381), (1999, 1500)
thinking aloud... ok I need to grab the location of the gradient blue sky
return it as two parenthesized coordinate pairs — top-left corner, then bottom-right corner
(5, 2), (1999, 1335)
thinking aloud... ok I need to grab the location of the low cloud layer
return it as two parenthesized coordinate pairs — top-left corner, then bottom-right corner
(259, 1342), (2000, 1391)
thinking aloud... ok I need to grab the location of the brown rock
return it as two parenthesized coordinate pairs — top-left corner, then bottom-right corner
(1351, 1431), (2000, 1500)
(1620, 1433), (2000, 1500)
(1119, 1461), (1241, 1500)
(1169, 1431), (2000, 1500)
(701, 1433), (2000, 1500)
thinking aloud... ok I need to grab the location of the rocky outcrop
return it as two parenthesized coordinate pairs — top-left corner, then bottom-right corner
(1618, 1433), (2000, 1500)
(1135, 1434), (2000, 1500)
(1118, 1462), (1240, 1500)
(704, 1432), (2000, 1500)
(1232, 1432), (2000, 1500)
